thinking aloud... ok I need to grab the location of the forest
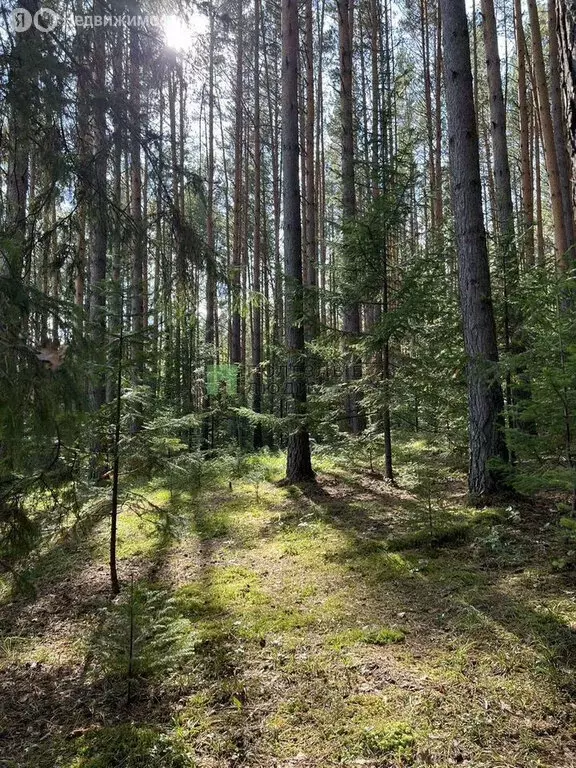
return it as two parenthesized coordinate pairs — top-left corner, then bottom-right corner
(1, 0), (576, 765)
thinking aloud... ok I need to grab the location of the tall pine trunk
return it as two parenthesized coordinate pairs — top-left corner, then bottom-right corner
(89, 6), (108, 413)
(282, 0), (314, 483)
(440, 0), (507, 497)
(548, 0), (575, 258)
(252, 0), (263, 448)
(304, 0), (319, 336)
(514, 0), (534, 267)
(481, 0), (526, 430)
(527, 0), (569, 267)
(129, 25), (145, 386)
(556, 0), (576, 239)
(337, 0), (364, 434)
(203, 1), (217, 449)
(231, 0), (244, 373)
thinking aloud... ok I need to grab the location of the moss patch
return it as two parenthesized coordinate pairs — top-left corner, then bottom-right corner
(63, 724), (190, 768)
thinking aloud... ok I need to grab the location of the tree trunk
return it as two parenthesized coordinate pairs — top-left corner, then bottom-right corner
(253, 0), (263, 448)
(527, 0), (569, 267)
(420, 0), (435, 232)
(231, 0), (244, 372)
(203, 0), (217, 448)
(534, 109), (546, 266)
(514, 0), (534, 267)
(369, 0), (393, 481)
(337, 0), (364, 434)
(440, 0), (507, 497)
(89, 3), (108, 412)
(282, 0), (314, 483)
(434, 2), (444, 239)
(129, 24), (145, 386)
(557, 1), (576, 209)
(481, 0), (517, 267)
(74, 27), (90, 314)
(549, 0), (575, 250)
(304, 0), (319, 336)
(481, 0), (524, 427)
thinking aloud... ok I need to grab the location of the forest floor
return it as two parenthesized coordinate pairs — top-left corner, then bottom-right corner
(1, 441), (576, 768)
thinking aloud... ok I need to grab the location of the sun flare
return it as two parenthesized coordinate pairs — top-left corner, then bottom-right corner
(163, 13), (208, 51)
(163, 15), (188, 51)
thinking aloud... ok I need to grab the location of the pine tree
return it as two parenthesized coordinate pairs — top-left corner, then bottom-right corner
(282, 0), (314, 483)
(440, 0), (508, 496)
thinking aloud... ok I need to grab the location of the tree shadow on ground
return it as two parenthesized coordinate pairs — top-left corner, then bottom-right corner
(0, 495), (191, 768)
(170, 508), (259, 765)
(9, 502), (258, 768)
(298, 474), (576, 695)
(3, 470), (576, 767)
(0, 499), (112, 639)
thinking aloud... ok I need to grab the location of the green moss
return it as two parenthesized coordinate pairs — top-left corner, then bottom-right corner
(210, 565), (265, 603)
(347, 721), (416, 760)
(190, 490), (277, 543)
(328, 627), (367, 649)
(239, 605), (317, 639)
(188, 505), (234, 540)
(113, 511), (159, 559)
(0, 633), (87, 668)
(329, 626), (405, 649)
(64, 724), (191, 768)
(388, 521), (472, 551)
(335, 546), (412, 584)
(365, 627), (406, 645)
(173, 583), (216, 618)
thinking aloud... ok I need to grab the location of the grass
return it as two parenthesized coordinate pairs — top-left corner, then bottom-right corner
(1, 441), (576, 767)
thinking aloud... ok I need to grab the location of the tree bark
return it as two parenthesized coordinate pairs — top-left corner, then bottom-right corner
(337, 0), (364, 434)
(555, 0), (576, 255)
(434, 2), (444, 238)
(440, 0), (507, 497)
(231, 0), (244, 372)
(304, 0), (319, 336)
(481, 0), (517, 268)
(253, 0), (263, 448)
(527, 0), (569, 267)
(282, 0), (314, 483)
(557, 2), (576, 167)
(514, 0), (534, 267)
(203, 1), (217, 448)
(129, 25), (145, 385)
(89, 3), (108, 411)
(481, 0), (524, 425)
(420, 0), (436, 232)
